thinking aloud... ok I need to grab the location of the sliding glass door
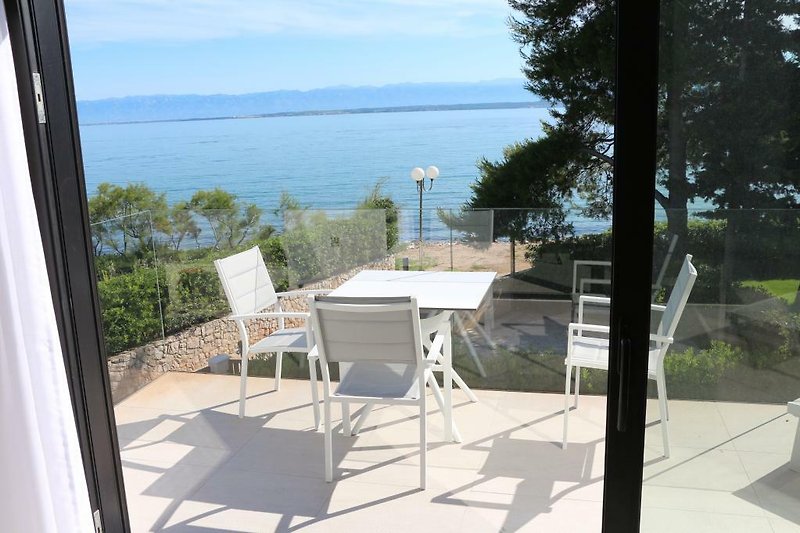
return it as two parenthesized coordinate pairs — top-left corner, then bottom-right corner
(640, 2), (800, 531)
(6, 0), (682, 531)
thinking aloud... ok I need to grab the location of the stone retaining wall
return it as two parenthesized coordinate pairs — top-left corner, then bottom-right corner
(108, 257), (394, 403)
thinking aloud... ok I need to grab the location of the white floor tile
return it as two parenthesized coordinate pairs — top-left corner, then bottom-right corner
(640, 508), (775, 533)
(114, 372), (798, 532)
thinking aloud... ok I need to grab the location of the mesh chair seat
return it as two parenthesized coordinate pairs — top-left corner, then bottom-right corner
(335, 362), (434, 400)
(250, 327), (310, 354)
(569, 336), (659, 375)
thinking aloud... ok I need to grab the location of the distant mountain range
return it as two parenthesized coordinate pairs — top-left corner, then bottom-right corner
(76, 79), (545, 124)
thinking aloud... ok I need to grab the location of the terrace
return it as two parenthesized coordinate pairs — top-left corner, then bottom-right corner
(98, 207), (800, 532)
(3, 0), (798, 530)
(117, 375), (797, 532)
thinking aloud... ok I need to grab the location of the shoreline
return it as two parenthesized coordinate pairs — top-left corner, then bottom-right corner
(80, 101), (550, 127)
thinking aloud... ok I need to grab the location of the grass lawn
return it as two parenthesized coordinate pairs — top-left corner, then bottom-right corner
(741, 279), (800, 305)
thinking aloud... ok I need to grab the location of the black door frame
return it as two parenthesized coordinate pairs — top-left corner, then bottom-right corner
(603, 0), (661, 530)
(4, 0), (129, 531)
(6, 0), (660, 531)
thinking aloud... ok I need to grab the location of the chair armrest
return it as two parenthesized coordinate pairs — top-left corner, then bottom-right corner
(574, 260), (612, 268)
(577, 295), (610, 324)
(276, 289), (333, 298)
(579, 295), (611, 305)
(578, 278), (611, 295)
(572, 260), (612, 293)
(570, 323), (672, 344)
(578, 296), (666, 318)
(230, 311), (309, 321)
(649, 333), (674, 345)
(568, 322), (610, 335)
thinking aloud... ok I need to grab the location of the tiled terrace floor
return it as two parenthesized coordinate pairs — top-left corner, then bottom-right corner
(116, 372), (800, 532)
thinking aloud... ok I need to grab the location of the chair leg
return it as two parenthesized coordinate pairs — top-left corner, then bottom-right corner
(661, 372), (670, 421)
(443, 321), (454, 442)
(574, 366), (581, 408)
(427, 374), (460, 441)
(239, 351), (249, 419)
(427, 374), (445, 412)
(454, 312), (487, 378)
(656, 374), (671, 458)
(563, 363), (571, 449)
(308, 356), (320, 430)
(351, 403), (374, 436)
(420, 390), (427, 490)
(274, 351), (283, 391)
(324, 399), (333, 482)
(342, 402), (352, 436)
(451, 370), (480, 403)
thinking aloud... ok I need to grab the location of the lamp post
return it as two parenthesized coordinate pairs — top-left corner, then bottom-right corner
(410, 166), (439, 256)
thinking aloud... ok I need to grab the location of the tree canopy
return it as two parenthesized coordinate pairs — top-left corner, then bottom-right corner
(88, 183), (267, 255)
(88, 182), (169, 255)
(188, 188), (263, 250)
(469, 0), (800, 243)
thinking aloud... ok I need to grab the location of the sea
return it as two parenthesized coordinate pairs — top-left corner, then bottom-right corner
(78, 106), (663, 239)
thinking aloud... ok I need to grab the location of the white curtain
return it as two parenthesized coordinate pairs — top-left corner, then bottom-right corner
(0, 4), (94, 533)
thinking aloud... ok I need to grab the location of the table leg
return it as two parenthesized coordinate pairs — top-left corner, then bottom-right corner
(791, 416), (800, 473)
(443, 317), (455, 442)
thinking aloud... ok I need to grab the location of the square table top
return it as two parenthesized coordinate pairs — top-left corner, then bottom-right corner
(329, 270), (496, 311)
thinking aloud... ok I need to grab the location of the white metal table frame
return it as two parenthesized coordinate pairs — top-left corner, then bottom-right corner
(329, 270), (497, 442)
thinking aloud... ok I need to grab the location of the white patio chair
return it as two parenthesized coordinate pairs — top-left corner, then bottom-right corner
(214, 246), (330, 425)
(563, 254), (697, 457)
(570, 234), (679, 319)
(308, 295), (446, 489)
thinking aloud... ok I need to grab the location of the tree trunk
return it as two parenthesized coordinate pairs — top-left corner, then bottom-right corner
(720, 0), (754, 306)
(510, 237), (516, 276)
(662, 0), (690, 254)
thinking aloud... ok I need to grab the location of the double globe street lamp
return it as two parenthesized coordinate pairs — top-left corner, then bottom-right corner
(410, 165), (440, 253)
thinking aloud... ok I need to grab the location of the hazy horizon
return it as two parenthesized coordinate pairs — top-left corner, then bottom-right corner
(64, 0), (523, 100)
(76, 77), (530, 103)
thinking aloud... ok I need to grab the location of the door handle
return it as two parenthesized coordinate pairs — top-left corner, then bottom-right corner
(616, 337), (631, 432)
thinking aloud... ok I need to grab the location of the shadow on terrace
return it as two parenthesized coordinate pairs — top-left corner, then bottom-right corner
(99, 207), (800, 531)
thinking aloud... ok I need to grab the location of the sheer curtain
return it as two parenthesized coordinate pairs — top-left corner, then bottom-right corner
(0, 4), (93, 532)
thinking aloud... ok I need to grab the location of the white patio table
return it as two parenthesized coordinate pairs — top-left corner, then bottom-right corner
(329, 270), (496, 442)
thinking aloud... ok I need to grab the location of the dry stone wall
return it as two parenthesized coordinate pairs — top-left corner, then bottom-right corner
(108, 257), (394, 402)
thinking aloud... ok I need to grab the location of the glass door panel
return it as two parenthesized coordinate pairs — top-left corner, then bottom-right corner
(641, 2), (800, 531)
(54, 0), (673, 530)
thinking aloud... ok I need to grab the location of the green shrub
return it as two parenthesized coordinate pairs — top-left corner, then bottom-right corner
(92, 185), (396, 355)
(734, 297), (800, 369)
(527, 230), (612, 265)
(98, 267), (168, 354)
(531, 217), (800, 306)
(282, 210), (387, 286)
(164, 267), (227, 333)
(255, 235), (290, 291)
(664, 341), (743, 393)
(360, 180), (399, 250)
(175, 267), (219, 302)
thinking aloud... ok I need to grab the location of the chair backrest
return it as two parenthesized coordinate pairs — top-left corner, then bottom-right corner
(652, 233), (679, 302)
(658, 254), (697, 339)
(214, 246), (278, 316)
(309, 296), (424, 366)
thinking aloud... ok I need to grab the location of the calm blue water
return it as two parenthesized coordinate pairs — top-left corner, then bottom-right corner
(79, 107), (547, 217)
(79, 106), (705, 240)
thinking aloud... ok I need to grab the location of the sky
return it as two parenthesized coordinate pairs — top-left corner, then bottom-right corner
(64, 0), (523, 101)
